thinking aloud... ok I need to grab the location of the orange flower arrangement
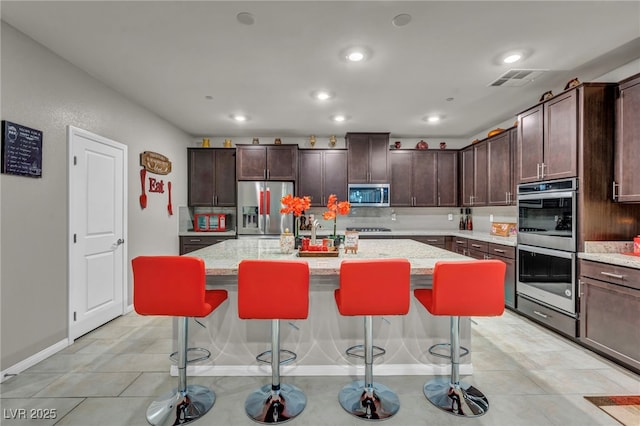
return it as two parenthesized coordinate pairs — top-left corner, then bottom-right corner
(323, 194), (351, 237)
(280, 194), (311, 217)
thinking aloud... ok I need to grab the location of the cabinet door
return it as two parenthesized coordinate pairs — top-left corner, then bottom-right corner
(461, 146), (474, 206)
(487, 132), (512, 206)
(323, 150), (348, 203)
(346, 133), (370, 183)
(413, 151), (437, 206)
(473, 142), (488, 206)
(214, 149), (236, 206)
(389, 151), (413, 206)
(188, 149), (215, 206)
(509, 128), (518, 205)
(237, 146), (267, 180)
(615, 76), (640, 202)
(518, 105), (544, 183)
(579, 276), (640, 371)
(544, 90), (578, 180)
(266, 145), (297, 181)
(298, 150), (323, 204)
(368, 133), (390, 183)
(437, 151), (458, 207)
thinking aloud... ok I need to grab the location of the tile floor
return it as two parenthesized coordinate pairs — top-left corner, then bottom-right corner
(1, 309), (638, 426)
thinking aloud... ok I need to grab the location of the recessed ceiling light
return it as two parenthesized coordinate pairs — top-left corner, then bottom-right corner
(331, 114), (350, 123)
(503, 53), (522, 64)
(392, 14), (412, 27)
(236, 12), (255, 25)
(231, 114), (249, 122)
(424, 115), (441, 123)
(312, 90), (334, 101)
(341, 46), (371, 62)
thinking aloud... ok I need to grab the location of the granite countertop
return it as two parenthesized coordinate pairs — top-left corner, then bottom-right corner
(578, 241), (640, 269)
(189, 238), (470, 276)
(299, 229), (517, 246)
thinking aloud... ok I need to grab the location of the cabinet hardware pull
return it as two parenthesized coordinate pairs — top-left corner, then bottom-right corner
(612, 181), (619, 201)
(493, 248), (505, 253)
(533, 310), (549, 319)
(537, 163), (541, 179)
(600, 271), (624, 280)
(472, 244), (481, 248)
(438, 196), (441, 205)
(427, 239), (437, 242)
(190, 239), (201, 242)
(541, 163), (546, 178)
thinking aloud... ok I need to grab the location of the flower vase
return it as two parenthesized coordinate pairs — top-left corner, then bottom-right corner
(280, 230), (295, 254)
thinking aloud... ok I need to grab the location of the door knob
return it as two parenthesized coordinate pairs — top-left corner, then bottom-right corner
(116, 238), (125, 245)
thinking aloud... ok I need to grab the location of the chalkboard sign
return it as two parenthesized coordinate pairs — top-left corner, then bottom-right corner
(2, 120), (43, 178)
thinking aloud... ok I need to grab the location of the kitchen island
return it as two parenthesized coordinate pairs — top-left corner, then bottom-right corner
(178, 238), (476, 377)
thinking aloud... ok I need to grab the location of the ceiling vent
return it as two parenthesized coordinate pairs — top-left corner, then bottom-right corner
(489, 69), (548, 87)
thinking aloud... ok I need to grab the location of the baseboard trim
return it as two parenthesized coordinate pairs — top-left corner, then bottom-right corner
(170, 363), (473, 377)
(1, 339), (70, 383)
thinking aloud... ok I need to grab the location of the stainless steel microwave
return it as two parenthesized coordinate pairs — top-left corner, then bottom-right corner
(348, 183), (390, 207)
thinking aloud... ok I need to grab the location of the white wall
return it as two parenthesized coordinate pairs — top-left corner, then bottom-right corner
(1, 22), (191, 371)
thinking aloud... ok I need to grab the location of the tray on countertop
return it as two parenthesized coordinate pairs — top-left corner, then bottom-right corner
(297, 250), (340, 257)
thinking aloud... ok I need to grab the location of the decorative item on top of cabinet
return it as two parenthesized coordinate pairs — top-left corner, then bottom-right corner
(329, 135), (337, 147)
(346, 132), (389, 183)
(613, 73), (640, 203)
(236, 144), (297, 181)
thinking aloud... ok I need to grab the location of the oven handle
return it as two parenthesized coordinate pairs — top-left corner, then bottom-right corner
(517, 190), (575, 201)
(517, 244), (574, 259)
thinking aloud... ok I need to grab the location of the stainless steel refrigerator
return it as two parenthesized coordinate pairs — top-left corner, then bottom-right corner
(237, 181), (294, 236)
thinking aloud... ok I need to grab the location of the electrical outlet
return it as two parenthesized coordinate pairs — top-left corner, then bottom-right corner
(490, 214), (494, 222)
(448, 213), (453, 221)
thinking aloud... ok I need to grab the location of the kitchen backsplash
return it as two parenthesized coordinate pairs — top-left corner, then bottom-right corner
(179, 204), (517, 234)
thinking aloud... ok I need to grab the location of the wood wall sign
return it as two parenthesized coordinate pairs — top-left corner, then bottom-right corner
(140, 151), (171, 175)
(1, 120), (43, 178)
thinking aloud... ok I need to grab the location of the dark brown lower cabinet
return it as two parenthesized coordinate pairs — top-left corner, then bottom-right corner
(579, 260), (640, 373)
(179, 235), (235, 255)
(406, 235), (446, 249)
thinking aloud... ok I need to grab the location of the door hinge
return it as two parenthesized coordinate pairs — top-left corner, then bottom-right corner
(74, 155), (77, 165)
(73, 312), (77, 321)
(73, 234), (77, 243)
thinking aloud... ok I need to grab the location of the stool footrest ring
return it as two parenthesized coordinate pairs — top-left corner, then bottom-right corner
(169, 347), (211, 364)
(256, 349), (297, 365)
(345, 344), (386, 360)
(428, 343), (469, 360)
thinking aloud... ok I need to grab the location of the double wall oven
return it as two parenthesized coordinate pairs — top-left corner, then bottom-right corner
(517, 178), (578, 324)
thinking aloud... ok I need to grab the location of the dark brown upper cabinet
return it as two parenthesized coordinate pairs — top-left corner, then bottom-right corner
(461, 142), (487, 206)
(390, 150), (457, 207)
(188, 148), (236, 206)
(614, 73), (640, 202)
(297, 149), (348, 205)
(236, 144), (298, 181)
(487, 129), (516, 206)
(346, 132), (390, 183)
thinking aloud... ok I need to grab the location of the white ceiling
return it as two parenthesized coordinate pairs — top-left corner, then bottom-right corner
(2, 1), (640, 141)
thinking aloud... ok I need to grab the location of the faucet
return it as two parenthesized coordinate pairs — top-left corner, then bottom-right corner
(310, 219), (320, 245)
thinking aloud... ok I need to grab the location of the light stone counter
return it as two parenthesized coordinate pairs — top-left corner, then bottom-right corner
(578, 241), (640, 269)
(178, 239), (477, 378)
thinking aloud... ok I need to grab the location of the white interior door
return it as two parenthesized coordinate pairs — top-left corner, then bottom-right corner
(68, 126), (127, 341)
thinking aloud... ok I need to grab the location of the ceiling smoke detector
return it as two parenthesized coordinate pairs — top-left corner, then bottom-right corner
(489, 69), (548, 87)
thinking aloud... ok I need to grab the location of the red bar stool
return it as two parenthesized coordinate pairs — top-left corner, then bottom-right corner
(335, 259), (411, 420)
(132, 256), (228, 426)
(414, 260), (506, 417)
(238, 259), (310, 424)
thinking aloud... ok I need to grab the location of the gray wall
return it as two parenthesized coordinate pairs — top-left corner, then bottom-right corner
(1, 22), (191, 370)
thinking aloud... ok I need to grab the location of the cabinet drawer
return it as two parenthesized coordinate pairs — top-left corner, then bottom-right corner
(453, 238), (468, 248)
(467, 249), (487, 260)
(411, 236), (446, 247)
(468, 240), (488, 252)
(488, 243), (515, 259)
(517, 295), (577, 337)
(579, 260), (640, 290)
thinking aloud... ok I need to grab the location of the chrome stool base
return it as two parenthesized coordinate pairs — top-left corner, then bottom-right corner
(338, 380), (400, 420)
(146, 384), (215, 426)
(428, 343), (469, 359)
(423, 378), (488, 417)
(245, 383), (307, 424)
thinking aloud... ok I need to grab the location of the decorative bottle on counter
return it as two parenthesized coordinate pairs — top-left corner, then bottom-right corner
(459, 209), (465, 230)
(466, 208), (473, 231)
